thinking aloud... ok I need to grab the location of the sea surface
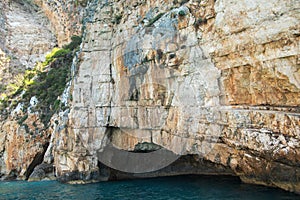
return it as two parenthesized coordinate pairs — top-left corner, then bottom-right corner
(0, 175), (299, 200)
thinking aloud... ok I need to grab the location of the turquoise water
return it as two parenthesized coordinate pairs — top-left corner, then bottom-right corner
(0, 175), (299, 200)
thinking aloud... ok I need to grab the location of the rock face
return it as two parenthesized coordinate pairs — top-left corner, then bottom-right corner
(34, 0), (87, 46)
(0, 113), (52, 180)
(0, 0), (56, 99)
(0, 0), (56, 180)
(28, 162), (55, 182)
(0, 0), (86, 181)
(5, 1), (56, 68)
(52, 0), (300, 194)
(0, 0), (299, 195)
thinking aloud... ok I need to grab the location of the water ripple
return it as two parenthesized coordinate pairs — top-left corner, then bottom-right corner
(0, 175), (298, 200)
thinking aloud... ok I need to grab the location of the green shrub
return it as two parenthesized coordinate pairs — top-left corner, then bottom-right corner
(53, 49), (71, 58)
(194, 17), (207, 29)
(43, 48), (61, 66)
(113, 14), (123, 24)
(1, 35), (82, 127)
(63, 35), (82, 51)
(178, 10), (186, 16)
(17, 114), (28, 125)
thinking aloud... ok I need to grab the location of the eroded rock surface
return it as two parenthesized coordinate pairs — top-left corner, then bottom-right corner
(0, 0), (299, 194)
(0, 0), (56, 180)
(0, 0), (57, 117)
(34, 0), (87, 46)
(53, 0), (300, 194)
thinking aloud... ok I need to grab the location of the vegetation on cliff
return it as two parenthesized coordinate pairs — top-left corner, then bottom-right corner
(0, 35), (81, 127)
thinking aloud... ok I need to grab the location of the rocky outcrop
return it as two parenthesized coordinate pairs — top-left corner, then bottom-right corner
(28, 162), (55, 182)
(52, 0), (300, 194)
(0, 0), (56, 95)
(4, 1), (56, 68)
(34, 0), (87, 46)
(0, 113), (52, 180)
(0, 0), (87, 181)
(0, 0), (57, 180)
(0, 0), (299, 195)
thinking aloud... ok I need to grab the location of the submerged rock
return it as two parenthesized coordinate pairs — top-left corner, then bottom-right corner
(28, 163), (55, 182)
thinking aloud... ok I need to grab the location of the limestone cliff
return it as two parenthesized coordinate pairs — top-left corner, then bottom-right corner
(0, 0), (56, 180)
(0, 0), (82, 180)
(34, 0), (87, 46)
(0, 0), (300, 195)
(0, 0), (56, 92)
(54, 0), (300, 193)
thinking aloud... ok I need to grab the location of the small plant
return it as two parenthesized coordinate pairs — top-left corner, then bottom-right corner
(43, 48), (61, 66)
(146, 13), (165, 27)
(194, 17), (207, 30)
(23, 124), (30, 133)
(53, 100), (61, 111)
(63, 35), (82, 51)
(178, 10), (186, 17)
(74, 0), (88, 7)
(196, 18), (205, 24)
(17, 114), (28, 125)
(113, 14), (123, 24)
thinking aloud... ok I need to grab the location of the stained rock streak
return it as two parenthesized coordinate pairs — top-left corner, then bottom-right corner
(0, 0), (299, 195)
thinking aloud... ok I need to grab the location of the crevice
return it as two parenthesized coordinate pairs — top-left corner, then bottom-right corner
(105, 2), (115, 128)
(109, 64), (115, 85)
(24, 142), (49, 180)
(97, 154), (235, 181)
